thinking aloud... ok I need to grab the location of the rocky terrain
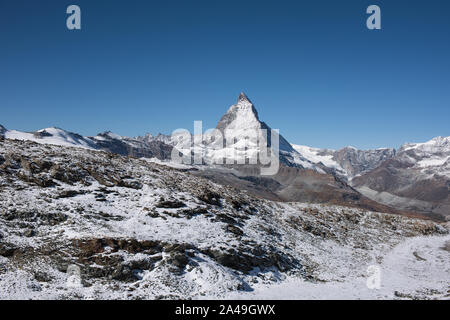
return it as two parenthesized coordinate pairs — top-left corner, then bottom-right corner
(292, 145), (396, 180)
(353, 137), (450, 219)
(0, 138), (449, 300)
(293, 137), (450, 220)
(2, 126), (173, 161)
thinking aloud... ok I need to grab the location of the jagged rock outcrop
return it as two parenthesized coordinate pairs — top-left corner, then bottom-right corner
(292, 144), (396, 180)
(93, 131), (173, 159)
(333, 147), (396, 178)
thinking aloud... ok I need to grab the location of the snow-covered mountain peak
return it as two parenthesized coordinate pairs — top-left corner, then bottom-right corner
(399, 136), (450, 154)
(136, 132), (172, 145)
(237, 91), (253, 105)
(426, 136), (450, 149)
(37, 126), (59, 132)
(208, 93), (314, 169)
(95, 131), (124, 141)
(4, 126), (96, 149)
(216, 93), (261, 132)
(36, 127), (80, 138)
(429, 136), (450, 144)
(393, 136), (450, 177)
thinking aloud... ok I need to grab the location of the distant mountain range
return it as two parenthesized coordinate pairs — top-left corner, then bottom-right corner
(1, 93), (448, 220)
(0, 126), (173, 160)
(292, 145), (396, 180)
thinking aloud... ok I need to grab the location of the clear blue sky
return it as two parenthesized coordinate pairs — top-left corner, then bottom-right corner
(1, 0), (449, 150)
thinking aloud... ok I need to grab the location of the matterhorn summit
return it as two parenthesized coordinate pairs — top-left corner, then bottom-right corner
(205, 92), (315, 170)
(216, 92), (262, 133)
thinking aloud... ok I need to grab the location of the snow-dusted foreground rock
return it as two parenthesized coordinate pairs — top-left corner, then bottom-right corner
(0, 139), (448, 300)
(223, 233), (450, 300)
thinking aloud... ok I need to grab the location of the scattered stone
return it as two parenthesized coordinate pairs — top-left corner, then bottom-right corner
(117, 178), (143, 190)
(34, 271), (53, 283)
(197, 190), (221, 206)
(0, 243), (19, 257)
(226, 225), (244, 236)
(57, 190), (86, 199)
(394, 291), (414, 299)
(24, 229), (35, 237)
(413, 251), (427, 261)
(156, 198), (186, 209)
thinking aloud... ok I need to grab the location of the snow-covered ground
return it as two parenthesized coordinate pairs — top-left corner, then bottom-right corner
(222, 234), (450, 300)
(4, 127), (97, 150)
(0, 138), (448, 300)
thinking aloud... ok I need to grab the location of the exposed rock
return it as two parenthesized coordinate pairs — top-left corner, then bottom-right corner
(57, 190), (87, 199)
(442, 240), (450, 252)
(155, 198), (186, 209)
(226, 225), (244, 236)
(23, 229), (35, 237)
(353, 137), (450, 219)
(0, 243), (19, 257)
(197, 190), (222, 206)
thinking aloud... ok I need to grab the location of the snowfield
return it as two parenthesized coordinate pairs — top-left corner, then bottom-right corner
(292, 144), (346, 176)
(0, 138), (449, 300)
(222, 233), (450, 300)
(4, 128), (97, 150)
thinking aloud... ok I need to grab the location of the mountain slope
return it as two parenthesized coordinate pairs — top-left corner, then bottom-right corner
(5, 127), (97, 149)
(292, 145), (347, 177)
(213, 93), (315, 169)
(352, 136), (450, 219)
(0, 138), (448, 299)
(92, 131), (173, 159)
(2, 127), (173, 161)
(292, 144), (395, 180)
(160, 93), (317, 170)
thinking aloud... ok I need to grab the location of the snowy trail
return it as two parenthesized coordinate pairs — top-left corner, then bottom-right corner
(221, 234), (450, 300)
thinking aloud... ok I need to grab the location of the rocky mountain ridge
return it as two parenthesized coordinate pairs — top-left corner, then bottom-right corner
(292, 144), (396, 180)
(353, 136), (450, 218)
(2, 126), (173, 161)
